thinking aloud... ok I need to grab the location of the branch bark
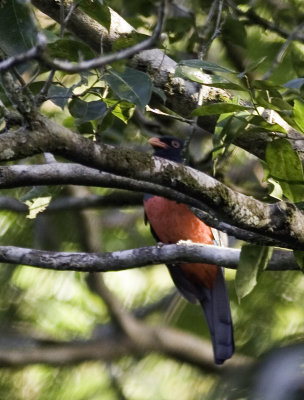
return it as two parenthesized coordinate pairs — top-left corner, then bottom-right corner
(0, 122), (303, 249)
(30, 0), (304, 161)
(0, 244), (299, 272)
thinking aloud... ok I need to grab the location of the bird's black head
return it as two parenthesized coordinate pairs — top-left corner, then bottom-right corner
(148, 136), (184, 162)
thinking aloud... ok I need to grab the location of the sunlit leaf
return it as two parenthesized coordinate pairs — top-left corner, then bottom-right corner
(25, 196), (52, 219)
(103, 99), (135, 123)
(266, 138), (304, 202)
(268, 178), (284, 200)
(293, 99), (304, 133)
(104, 67), (152, 109)
(235, 244), (273, 300)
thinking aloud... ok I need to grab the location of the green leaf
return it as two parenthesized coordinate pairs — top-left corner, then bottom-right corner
(235, 244), (273, 300)
(78, 0), (111, 31)
(265, 138), (304, 202)
(47, 39), (95, 62)
(76, 121), (94, 135)
(238, 56), (267, 78)
(294, 250), (304, 271)
(103, 99), (135, 123)
(179, 59), (236, 73)
(152, 86), (166, 103)
(192, 103), (252, 116)
(0, 0), (38, 55)
(69, 99), (107, 121)
(254, 92), (291, 111)
(48, 84), (75, 109)
(248, 115), (287, 133)
(252, 80), (283, 90)
(222, 16), (247, 48)
(104, 67), (152, 109)
(175, 66), (246, 91)
(166, 17), (194, 43)
(112, 32), (148, 52)
(293, 99), (304, 133)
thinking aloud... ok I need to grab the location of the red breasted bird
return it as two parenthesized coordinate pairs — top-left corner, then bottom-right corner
(144, 136), (234, 364)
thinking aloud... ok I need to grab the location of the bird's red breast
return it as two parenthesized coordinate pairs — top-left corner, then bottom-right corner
(144, 195), (219, 289)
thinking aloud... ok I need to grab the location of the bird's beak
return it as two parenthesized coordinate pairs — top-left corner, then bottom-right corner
(148, 137), (168, 149)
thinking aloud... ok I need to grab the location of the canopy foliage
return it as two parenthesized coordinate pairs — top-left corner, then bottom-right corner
(0, 0), (304, 399)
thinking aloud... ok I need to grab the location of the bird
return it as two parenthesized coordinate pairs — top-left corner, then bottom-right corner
(143, 135), (234, 364)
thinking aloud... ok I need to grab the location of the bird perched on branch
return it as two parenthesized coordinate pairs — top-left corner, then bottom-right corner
(144, 136), (234, 364)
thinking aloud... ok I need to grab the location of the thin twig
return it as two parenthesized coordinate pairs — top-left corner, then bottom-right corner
(200, 0), (224, 59)
(263, 22), (304, 80)
(0, 0), (166, 74)
(228, 1), (304, 44)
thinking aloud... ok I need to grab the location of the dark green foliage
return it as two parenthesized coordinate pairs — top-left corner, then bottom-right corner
(1, 0), (304, 398)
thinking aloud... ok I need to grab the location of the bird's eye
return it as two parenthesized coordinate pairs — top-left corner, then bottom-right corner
(171, 140), (180, 148)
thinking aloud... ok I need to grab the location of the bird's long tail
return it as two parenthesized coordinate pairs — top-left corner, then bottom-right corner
(200, 269), (234, 364)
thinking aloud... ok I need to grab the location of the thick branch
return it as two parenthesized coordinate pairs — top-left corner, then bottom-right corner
(32, 0), (134, 53)
(0, 244), (299, 272)
(30, 0), (304, 159)
(0, 163), (277, 245)
(0, 123), (303, 248)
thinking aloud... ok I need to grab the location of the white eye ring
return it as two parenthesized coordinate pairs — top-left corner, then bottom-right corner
(171, 140), (180, 148)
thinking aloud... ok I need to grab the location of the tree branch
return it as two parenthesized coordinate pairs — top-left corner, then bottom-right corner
(32, 0), (134, 53)
(30, 0), (304, 164)
(0, 192), (142, 213)
(0, 1), (166, 74)
(0, 162), (276, 245)
(0, 122), (303, 249)
(228, 2), (304, 44)
(0, 324), (249, 372)
(0, 244), (299, 272)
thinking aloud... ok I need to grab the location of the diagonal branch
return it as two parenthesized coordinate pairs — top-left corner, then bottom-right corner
(228, 2), (304, 44)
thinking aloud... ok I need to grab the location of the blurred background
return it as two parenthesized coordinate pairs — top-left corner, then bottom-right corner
(1, 0), (304, 399)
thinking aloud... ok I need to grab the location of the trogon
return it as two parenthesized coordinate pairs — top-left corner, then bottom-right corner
(143, 136), (234, 364)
